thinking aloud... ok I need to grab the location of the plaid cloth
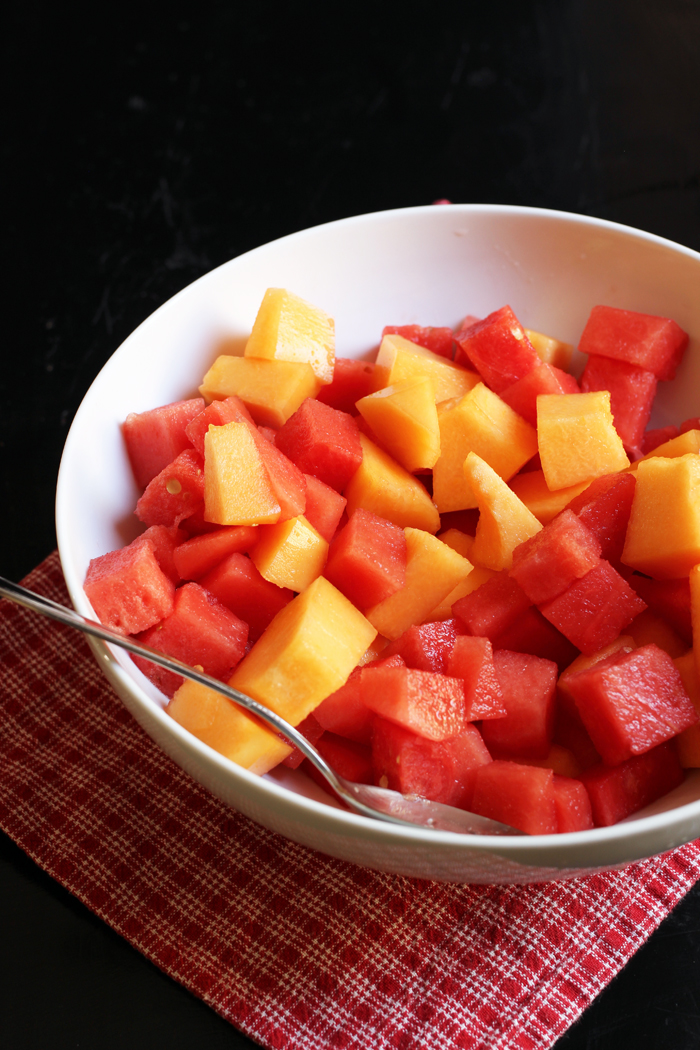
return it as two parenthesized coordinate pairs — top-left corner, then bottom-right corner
(1, 551), (699, 1050)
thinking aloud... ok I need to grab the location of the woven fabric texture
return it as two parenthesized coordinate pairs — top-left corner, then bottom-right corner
(1, 551), (699, 1050)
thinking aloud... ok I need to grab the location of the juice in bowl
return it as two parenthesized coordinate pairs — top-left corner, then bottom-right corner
(55, 204), (700, 883)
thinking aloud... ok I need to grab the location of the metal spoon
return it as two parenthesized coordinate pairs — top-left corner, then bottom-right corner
(0, 575), (522, 837)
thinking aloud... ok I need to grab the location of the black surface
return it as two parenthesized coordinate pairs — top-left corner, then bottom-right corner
(2, 2), (700, 1046)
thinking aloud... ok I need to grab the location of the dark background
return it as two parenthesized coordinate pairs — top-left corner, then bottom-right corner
(2, 1), (700, 1046)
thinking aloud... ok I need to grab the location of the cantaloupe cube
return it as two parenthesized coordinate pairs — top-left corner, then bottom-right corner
(230, 576), (377, 724)
(344, 433), (440, 533)
(200, 356), (321, 427)
(374, 333), (480, 404)
(244, 287), (335, 385)
(426, 529), (496, 620)
(167, 681), (293, 773)
(356, 377), (440, 471)
(465, 453), (542, 571)
(674, 650), (700, 767)
(367, 528), (473, 639)
(538, 392), (630, 490)
(691, 564), (700, 686)
(622, 455), (700, 578)
(630, 428), (700, 471)
(627, 608), (688, 658)
(433, 383), (538, 512)
(204, 421), (281, 526)
(524, 329), (573, 371)
(251, 515), (329, 591)
(509, 470), (592, 525)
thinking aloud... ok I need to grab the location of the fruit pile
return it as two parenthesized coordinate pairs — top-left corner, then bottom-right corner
(83, 287), (700, 835)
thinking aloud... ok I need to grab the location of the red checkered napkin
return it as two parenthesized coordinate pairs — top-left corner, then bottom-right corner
(2, 551), (700, 1050)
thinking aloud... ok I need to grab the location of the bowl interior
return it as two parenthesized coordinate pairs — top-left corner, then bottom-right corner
(56, 204), (700, 875)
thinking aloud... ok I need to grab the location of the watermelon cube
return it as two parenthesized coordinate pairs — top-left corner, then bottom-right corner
(314, 654), (405, 744)
(580, 742), (683, 826)
(552, 775), (594, 832)
(500, 361), (579, 428)
(480, 650), (558, 759)
(382, 324), (455, 360)
(123, 397), (204, 489)
(628, 575), (692, 646)
(324, 508), (407, 610)
(281, 713), (325, 770)
(471, 761), (558, 835)
(454, 305), (540, 393)
(315, 357), (377, 415)
(184, 396), (255, 457)
(133, 582), (248, 697)
(491, 607), (579, 673)
(135, 449), (205, 528)
(580, 355), (657, 452)
(577, 305), (689, 381)
(199, 551), (294, 641)
(361, 663), (466, 741)
(84, 540), (175, 635)
(172, 525), (259, 580)
(564, 643), (698, 766)
(131, 524), (186, 583)
(382, 618), (465, 675)
(302, 474), (347, 542)
(305, 733), (373, 787)
(452, 572), (532, 639)
(371, 716), (492, 809)
(275, 397), (363, 491)
(446, 636), (506, 720)
(565, 472), (636, 565)
(539, 560), (647, 655)
(509, 509), (602, 605)
(641, 425), (679, 454)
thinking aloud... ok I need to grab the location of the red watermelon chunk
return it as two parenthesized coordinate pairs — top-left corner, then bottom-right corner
(131, 524), (186, 583)
(281, 713), (326, 770)
(538, 560), (647, 655)
(578, 305), (689, 381)
(324, 508), (406, 610)
(172, 525), (259, 581)
(84, 540), (175, 636)
(302, 474), (347, 542)
(480, 650), (558, 759)
(382, 618), (465, 674)
(123, 397), (204, 489)
(312, 733), (373, 785)
(491, 607), (579, 672)
(552, 775), (594, 832)
(316, 358), (377, 415)
(361, 663), (466, 741)
(500, 361), (579, 427)
(135, 448), (205, 528)
(509, 509), (602, 605)
(275, 397), (363, 492)
(564, 643), (698, 766)
(200, 551), (293, 641)
(452, 572), (532, 640)
(553, 705), (602, 771)
(315, 654), (405, 744)
(184, 396), (255, 457)
(133, 581), (248, 697)
(580, 742), (683, 826)
(471, 761), (557, 835)
(371, 717), (492, 809)
(382, 324), (455, 360)
(641, 425), (679, 453)
(580, 355), (657, 451)
(445, 636), (506, 720)
(680, 418), (700, 434)
(565, 472), (636, 565)
(628, 575), (692, 646)
(454, 305), (540, 393)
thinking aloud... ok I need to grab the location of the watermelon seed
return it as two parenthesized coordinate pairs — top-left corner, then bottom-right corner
(166, 478), (182, 494)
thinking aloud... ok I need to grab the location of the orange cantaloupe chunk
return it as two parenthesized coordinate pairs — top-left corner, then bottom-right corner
(251, 515), (328, 591)
(622, 455), (700, 578)
(374, 333), (480, 403)
(628, 429), (700, 472)
(524, 328), (573, 371)
(627, 608), (688, 658)
(167, 682), (293, 774)
(344, 433), (440, 533)
(509, 470), (592, 525)
(427, 530), (497, 620)
(200, 356), (321, 427)
(366, 528), (473, 639)
(691, 565), (700, 685)
(244, 287), (335, 385)
(355, 377), (440, 471)
(673, 649), (700, 767)
(229, 576), (377, 725)
(537, 391), (630, 490)
(465, 452), (542, 571)
(204, 421), (281, 526)
(433, 383), (538, 512)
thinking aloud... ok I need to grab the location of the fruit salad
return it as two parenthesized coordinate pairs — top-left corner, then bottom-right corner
(83, 287), (700, 835)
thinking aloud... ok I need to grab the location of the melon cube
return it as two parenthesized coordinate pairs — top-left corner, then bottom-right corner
(355, 377), (441, 472)
(344, 434), (440, 533)
(537, 391), (630, 490)
(464, 453), (542, 571)
(509, 470), (592, 525)
(500, 361), (579, 428)
(524, 329), (573, 371)
(200, 356), (321, 428)
(382, 324), (455, 359)
(374, 333), (479, 403)
(203, 421), (281, 526)
(580, 355), (657, 451)
(622, 455), (700, 579)
(251, 515), (328, 592)
(244, 287), (335, 385)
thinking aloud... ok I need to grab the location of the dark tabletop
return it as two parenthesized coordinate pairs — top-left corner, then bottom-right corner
(3, 2), (700, 1047)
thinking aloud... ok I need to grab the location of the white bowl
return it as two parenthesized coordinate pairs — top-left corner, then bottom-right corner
(56, 204), (700, 884)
